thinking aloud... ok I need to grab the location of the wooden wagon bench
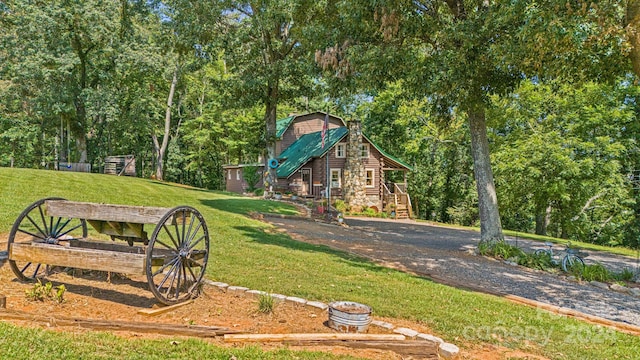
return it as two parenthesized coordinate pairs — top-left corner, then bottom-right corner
(6, 198), (210, 305)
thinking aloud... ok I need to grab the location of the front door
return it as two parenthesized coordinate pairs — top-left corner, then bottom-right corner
(301, 168), (311, 196)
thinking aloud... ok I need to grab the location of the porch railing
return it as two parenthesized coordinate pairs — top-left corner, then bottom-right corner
(383, 183), (413, 219)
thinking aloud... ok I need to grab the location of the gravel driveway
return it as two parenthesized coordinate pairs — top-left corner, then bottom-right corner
(265, 216), (640, 327)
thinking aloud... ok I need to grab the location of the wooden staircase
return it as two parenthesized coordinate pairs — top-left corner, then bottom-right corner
(394, 204), (410, 219)
(383, 183), (413, 219)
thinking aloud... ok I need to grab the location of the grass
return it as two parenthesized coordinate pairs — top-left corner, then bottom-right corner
(0, 322), (358, 360)
(1, 167), (640, 359)
(258, 292), (276, 314)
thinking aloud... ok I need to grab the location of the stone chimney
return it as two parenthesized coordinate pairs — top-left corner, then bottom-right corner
(343, 120), (368, 211)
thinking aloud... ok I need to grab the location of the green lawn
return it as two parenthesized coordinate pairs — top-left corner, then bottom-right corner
(0, 323), (359, 360)
(1, 167), (639, 360)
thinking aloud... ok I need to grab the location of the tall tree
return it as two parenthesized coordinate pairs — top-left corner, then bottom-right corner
(362, 81), (476, 224)
(180, 1), (320, 190)
(0, 0), (124, 163)
(315, 0), (627, 243)
(490, 81), (632, 243)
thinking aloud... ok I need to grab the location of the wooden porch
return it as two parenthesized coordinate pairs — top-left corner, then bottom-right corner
(383, 183), (413, 219)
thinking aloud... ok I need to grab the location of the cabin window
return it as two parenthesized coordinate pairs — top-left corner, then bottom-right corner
(359, 144), (370, 158)
(330, 169), (342, 188)
(335, 143), (346, 158)
(236, 169), (241, 180)
(365, 169), (374, 187)
(228, 170), (231, 180)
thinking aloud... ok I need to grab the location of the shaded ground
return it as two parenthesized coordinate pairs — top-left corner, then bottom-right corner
(0, 260), (408, 360)
(0, 232), (549, 359)
(264, 216), (640, 327)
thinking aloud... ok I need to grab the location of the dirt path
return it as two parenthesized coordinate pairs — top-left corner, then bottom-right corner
(264, 216), (640, 328)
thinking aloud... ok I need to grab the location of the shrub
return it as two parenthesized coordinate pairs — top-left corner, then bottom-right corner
(518, 251), (555, 271)
(334, 200), (348, 213)
(575, 263), (610, 282)
(242, 166), (261, 192)
(479, 240), (524, 260)
(25, 280), (65, 303)
(253, 188), (264, 196)
(363, 207), (377, 217)
(612, 268), (635, 282)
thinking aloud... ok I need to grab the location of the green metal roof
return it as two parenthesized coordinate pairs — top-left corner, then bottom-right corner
(277, 127), (348, 178)
(363, 134), (413, 171)
(276, 116), (295, 138)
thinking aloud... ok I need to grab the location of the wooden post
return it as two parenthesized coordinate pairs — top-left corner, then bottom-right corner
(0, 295), (6, 309)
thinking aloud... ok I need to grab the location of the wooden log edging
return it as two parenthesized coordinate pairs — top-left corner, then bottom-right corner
(505, 294), (640, 336)
(284, 340), (439, 358)
(0, 309), (241, 337)
(378, 268), (640, 339)
(225, 333), (440, 359)
(202, 279), (460, 359)
(224, 333), (406, 342)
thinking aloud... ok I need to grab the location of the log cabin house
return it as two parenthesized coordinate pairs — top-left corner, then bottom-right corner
(224, 112), (413, 218)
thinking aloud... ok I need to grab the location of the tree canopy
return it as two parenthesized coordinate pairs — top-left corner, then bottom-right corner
(0, 0), (638, 247)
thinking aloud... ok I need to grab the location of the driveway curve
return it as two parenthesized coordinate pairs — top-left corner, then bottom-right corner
(265, 216), (640, 328)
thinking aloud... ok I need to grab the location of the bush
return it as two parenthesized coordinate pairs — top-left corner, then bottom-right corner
(478, 240), (524, 260)
(242, 166), (261, 192)
(575, 263), (610, 282)
(363, 206), (377, 217)
(25, 280), (65, 303)
(612, 268), (635, 282)
(253, 188), (264, 196)
(334, 199), (348, 213)
(518, 251), (555, 271)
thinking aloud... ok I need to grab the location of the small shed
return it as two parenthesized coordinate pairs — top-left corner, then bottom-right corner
(104, 155), (136, 176)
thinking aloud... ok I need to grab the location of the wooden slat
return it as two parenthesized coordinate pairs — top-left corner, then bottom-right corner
(86, 220), (104, 233)
(106, 221), (124, 235)
(124, 223), (145, 238)
(224, 333), (406, 342)
(10, 242), (146, 275)
(0, 309), (241, 337)
(45, 200), (170, 224)
(68, 239), (146, 254)
(138, 300), (194, 316)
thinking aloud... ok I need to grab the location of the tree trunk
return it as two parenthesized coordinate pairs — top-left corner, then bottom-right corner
(535, 204), (551, 235)
(153, 66), (179, 181)
(264, 81), (279, 192)
(468, 107), (503, 243)
(76, 137), (88, 163)
(72, 36), (89, 164)
(626, 1), (640, 79)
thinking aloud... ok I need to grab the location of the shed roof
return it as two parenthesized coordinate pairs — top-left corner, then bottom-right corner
(277, 127), (348, 178)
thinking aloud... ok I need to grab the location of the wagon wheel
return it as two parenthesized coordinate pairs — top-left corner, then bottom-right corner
(7, 197), (87, 281)
(146, 206), (209, 305)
